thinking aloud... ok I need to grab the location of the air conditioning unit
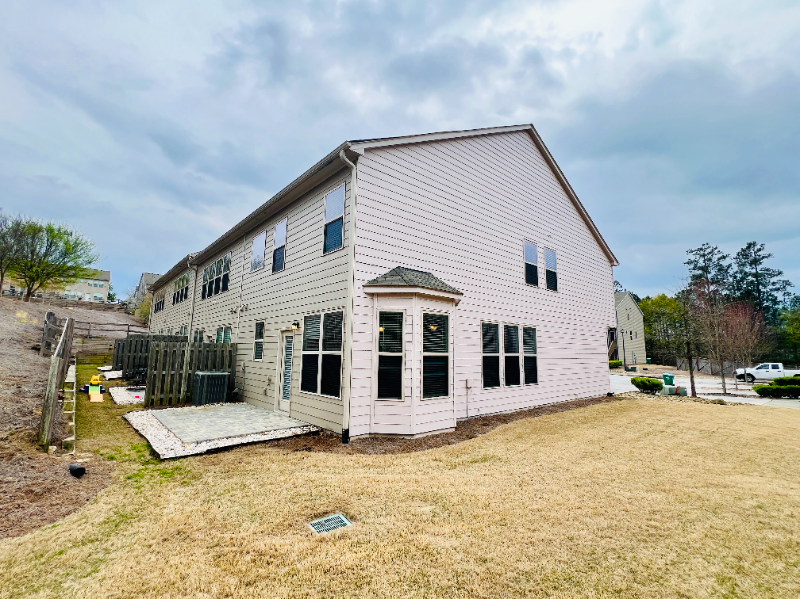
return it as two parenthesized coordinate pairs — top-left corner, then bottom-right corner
(192, 372), (229, 406)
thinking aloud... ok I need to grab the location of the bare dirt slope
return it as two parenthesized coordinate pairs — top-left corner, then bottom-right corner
(0, 297), (140, 436)
(0, 298), (138, 539)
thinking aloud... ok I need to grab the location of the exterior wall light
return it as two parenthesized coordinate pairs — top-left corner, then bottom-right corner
(291, 321), (300, 331)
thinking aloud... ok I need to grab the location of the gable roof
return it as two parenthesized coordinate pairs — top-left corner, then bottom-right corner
(615, 292), (643, 316)
(157, 124), (617, 285)
(364, 267), (462, 295)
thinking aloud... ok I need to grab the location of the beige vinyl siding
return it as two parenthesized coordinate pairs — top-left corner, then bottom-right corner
(148, 270), (196, 336)
(350, 131), (615, 437)
(189, 172), (352, 432)
(615, 292), (646, 365)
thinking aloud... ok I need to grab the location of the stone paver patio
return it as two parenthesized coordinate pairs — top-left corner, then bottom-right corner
(124, 403), (319, 459)
(152, 403), (309, 443)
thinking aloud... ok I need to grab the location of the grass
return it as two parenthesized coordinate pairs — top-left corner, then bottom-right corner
(1, 378), (800, 597)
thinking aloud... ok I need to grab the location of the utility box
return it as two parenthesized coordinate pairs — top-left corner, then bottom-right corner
(192, 372), (229, 406)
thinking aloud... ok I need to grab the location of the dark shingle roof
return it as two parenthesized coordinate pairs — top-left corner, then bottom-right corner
(364, 267), (462, 295)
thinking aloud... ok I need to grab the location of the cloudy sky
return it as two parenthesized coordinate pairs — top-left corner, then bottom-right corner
(1, 0), (798, 298)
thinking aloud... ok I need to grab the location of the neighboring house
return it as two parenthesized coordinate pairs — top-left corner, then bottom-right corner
(62, 270), (112, 302)
(613, 292), (646, 365)
(149, 124), (618, 440)
(1, 269), (111, 302)
(130, 272), (161, 309)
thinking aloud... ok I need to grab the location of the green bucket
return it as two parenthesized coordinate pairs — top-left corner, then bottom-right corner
(662, 373), (675, 386)
(646, 358), (652, 364)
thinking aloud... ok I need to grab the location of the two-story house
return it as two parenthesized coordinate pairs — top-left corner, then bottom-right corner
(148, 124), (618, 441)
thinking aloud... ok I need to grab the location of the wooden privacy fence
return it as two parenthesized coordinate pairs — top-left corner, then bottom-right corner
(145, 342), (237, 407)
(113, 334), (186, 378)
(38, 317), (75, 447)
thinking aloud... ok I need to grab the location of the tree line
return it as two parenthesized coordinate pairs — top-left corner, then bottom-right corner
(626, 241), (799, 388)
(0, 211), (98, 302)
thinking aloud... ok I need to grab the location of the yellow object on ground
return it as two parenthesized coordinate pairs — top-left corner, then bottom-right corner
(90, 375), (102, 386)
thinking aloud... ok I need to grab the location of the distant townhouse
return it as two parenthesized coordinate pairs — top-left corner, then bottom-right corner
(148, 124), (619, 440)
(1, 269), (111, 302)
(129, 272), (161, 309)
(612, 292), (646, 365)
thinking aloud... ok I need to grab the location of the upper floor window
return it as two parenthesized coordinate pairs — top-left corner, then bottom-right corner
(250, 231), (266, 272)
(273, 218), (287, 272)
(153, 289), (166, 313)
(323, 185), (345, 254)
(524, 241), (538, 286)
(202, 252), (231, 300)
(545, 249), (558, 291)
(172, 273), (190, 305)
(99, 283), (104, 288)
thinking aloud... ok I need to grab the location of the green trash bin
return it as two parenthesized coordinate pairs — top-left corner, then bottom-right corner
(646, 358), (652, 364)
(662, 373), (675, 386)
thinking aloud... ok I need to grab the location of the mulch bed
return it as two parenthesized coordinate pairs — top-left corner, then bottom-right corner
(266, 396), (616, 455)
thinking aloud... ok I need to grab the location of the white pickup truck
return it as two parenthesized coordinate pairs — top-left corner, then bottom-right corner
(735, 363), (800, 382)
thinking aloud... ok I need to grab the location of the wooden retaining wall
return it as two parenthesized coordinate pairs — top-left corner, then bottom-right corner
(145, 342), (237, 407)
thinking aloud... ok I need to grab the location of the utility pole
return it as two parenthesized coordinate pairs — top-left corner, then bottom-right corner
(620, 328), (627, 370)
(685, 338), (697, 397)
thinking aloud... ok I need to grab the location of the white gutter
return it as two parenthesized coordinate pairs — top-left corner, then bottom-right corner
(339, 148), (357, 443)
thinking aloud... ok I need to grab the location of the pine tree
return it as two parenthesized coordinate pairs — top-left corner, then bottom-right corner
(731, 242), (794, 324)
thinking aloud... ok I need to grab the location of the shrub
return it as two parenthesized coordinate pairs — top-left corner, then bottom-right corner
(631, 377), (664, 394)
(754, 384), (800, 399)
(609, 360), (623, 369)
(773, 377), (800, 387)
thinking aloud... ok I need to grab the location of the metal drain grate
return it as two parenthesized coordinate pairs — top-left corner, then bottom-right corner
(309, 513), (352, 534)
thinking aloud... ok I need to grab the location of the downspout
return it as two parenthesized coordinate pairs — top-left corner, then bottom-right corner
(339, 148), (357, 443)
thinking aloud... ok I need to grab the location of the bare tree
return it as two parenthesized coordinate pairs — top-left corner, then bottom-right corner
(691, 281), (731, 393)
(722, 302), (773, 388)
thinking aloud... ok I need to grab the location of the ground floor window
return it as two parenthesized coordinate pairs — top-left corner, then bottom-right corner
(301, 311), (343, 398)
(422, 313), (449, 398)
(482, 322), (535, 387)
(377, 312), (403, 399)
(215, 326), (231, 343)
(523, 326), (538, 384)
(253, 321), (264, 360)
(192, 329), (205, 342)
(482, 322), (501, 388)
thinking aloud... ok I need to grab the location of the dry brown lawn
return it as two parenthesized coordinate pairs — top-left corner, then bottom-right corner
(1, 398), (799, 598)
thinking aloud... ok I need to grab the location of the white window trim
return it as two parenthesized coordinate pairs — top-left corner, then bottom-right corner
(253, 321), (265, 361)
(373, 309), (406, 402)
(522, 325), (538, 386)
(544, 248), (558, 292)
(481, 320), (502, 389)
(300, 309), (345, 400)
(323, 184), (345, 254)
(250, 230), (267, 272)
(272, 218), (288, 273)
(524, 240), (539, 287)
(482, 322), (538, 388)
(421, 310), (452, 400)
